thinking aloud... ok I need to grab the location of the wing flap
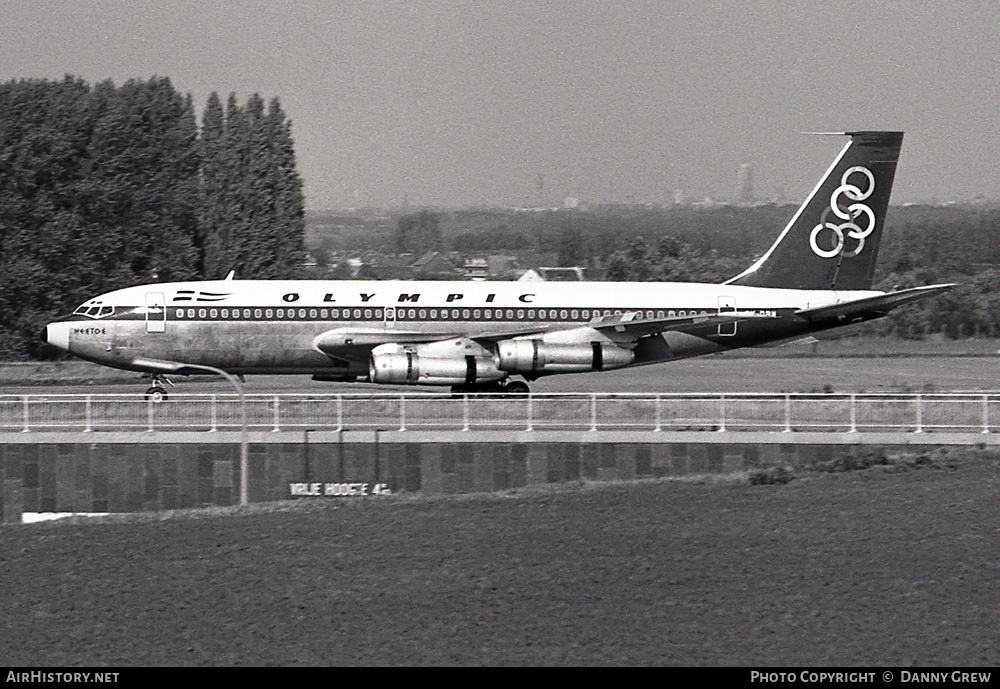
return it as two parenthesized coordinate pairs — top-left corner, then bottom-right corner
(590, 311), (742, 338)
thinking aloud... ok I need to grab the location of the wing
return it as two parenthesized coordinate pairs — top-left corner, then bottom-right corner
(312, 312), (742, 359)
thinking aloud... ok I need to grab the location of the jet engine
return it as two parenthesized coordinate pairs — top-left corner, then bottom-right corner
(496, 339), (633, 374)
(369, 343), (505, 386)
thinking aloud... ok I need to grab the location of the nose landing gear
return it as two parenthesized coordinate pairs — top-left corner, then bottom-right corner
(142, 374), (175, 403)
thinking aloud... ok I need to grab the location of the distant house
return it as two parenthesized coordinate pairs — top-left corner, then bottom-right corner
(486, 255), (520, 279)
(462, 257), (489, 280)
(538, 266), (587, 281)
(412, 251), (462, 279)
(360, 252), (416, 279)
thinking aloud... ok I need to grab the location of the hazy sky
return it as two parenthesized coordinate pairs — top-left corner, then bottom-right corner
(2, 0), (998, 208)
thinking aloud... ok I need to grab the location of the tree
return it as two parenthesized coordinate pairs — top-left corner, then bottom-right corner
(0, 77), (307, 358)
(198, 93), (305, 278)
(395, 210), (442, 254)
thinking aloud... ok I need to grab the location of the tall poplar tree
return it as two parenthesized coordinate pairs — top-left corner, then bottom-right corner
(197, 93), (305, 278)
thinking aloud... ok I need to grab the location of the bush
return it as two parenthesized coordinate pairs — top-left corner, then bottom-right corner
(748, 465), (795, 485)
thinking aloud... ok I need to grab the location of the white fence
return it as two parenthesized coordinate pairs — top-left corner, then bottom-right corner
(1, 392), (998, 434)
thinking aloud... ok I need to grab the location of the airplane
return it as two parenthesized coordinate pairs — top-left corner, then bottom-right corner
(41, 130), (953, 400)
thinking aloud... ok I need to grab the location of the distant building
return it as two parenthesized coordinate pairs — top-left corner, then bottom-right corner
(412, 251), (462, 279)
(462, 257), (489, 280)
(519, 266), (587, 281)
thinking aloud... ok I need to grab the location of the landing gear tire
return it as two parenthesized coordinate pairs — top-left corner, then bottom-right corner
(504, 380), (530, 396)
(144, 386), (168, 403)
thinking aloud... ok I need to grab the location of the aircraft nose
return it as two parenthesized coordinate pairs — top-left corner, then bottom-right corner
(41, 322), (71, 351)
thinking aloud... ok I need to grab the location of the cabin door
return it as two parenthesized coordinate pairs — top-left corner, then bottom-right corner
(145, 293), (166, 333)
(717, 296), (737, 337)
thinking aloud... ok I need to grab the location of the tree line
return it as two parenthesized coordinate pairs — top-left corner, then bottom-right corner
(315, 203), (1000, 339)
(0, 76), (305, 358)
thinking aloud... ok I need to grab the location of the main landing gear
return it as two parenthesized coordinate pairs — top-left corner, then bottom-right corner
(142, 374), (174, 403)
(450, 379), (531, 396)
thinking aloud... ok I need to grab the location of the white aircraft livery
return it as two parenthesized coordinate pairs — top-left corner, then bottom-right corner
(42, 131), (952, 399)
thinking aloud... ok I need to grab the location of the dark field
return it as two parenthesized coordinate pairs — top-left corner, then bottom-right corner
(2, 453), (999, 666)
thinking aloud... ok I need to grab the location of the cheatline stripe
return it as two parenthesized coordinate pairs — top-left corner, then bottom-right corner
(68, 304), (793, 324)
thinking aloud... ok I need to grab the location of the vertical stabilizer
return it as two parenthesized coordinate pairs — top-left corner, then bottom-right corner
(725, 131), (903, 290)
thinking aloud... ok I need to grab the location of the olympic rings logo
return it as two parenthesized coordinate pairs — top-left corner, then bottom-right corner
(809, 166), (876, 259)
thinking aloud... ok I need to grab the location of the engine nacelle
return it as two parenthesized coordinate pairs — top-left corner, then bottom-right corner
(496, 340), (634, 374)
(369, 350), (505, 386)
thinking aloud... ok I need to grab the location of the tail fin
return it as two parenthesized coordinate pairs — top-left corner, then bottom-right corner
(725, 131), (903, 290)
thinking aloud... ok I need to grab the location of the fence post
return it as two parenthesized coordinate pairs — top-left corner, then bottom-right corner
(272, 395), (281, 432)
(84, 395), (92, 433)
(915, 394), (923, 433)
(21, 396), (29, 433)
(717, 394), (726, 432)
(849, 394), (857, 433)
(983, 394), (990, 434)
(590, 393), (597, 432)
(147, 397), (155, 433)
(336, 394), (343, 432)
(209, 394), (217, 432)
(654, 394), (661, 432)
(783, 394), (791, 432)
(462, 394), (469, 432)
(526, 393), (533, 432)
(399, 395), (406, 432)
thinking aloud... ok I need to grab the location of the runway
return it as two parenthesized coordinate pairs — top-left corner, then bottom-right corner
(4, 355), (998, 396)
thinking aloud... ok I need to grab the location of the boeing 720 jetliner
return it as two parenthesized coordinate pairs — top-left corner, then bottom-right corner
(42, 131), (952, 399)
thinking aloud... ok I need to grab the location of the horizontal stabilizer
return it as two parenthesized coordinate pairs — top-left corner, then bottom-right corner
(796, 284), (956, 322)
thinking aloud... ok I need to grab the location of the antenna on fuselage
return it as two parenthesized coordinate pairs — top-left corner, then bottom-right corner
(224, 270), (236, 281)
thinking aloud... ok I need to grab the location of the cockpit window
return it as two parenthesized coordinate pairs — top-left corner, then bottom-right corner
(73, 302), (115, 319)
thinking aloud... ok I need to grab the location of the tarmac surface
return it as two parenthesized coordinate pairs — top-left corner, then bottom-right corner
(3, 354), (999, 396)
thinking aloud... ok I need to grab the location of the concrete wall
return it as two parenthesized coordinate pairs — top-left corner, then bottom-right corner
(2, 430), (995, 523)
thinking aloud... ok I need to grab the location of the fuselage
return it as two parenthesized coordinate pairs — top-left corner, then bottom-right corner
(43, 278), (882, 382)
